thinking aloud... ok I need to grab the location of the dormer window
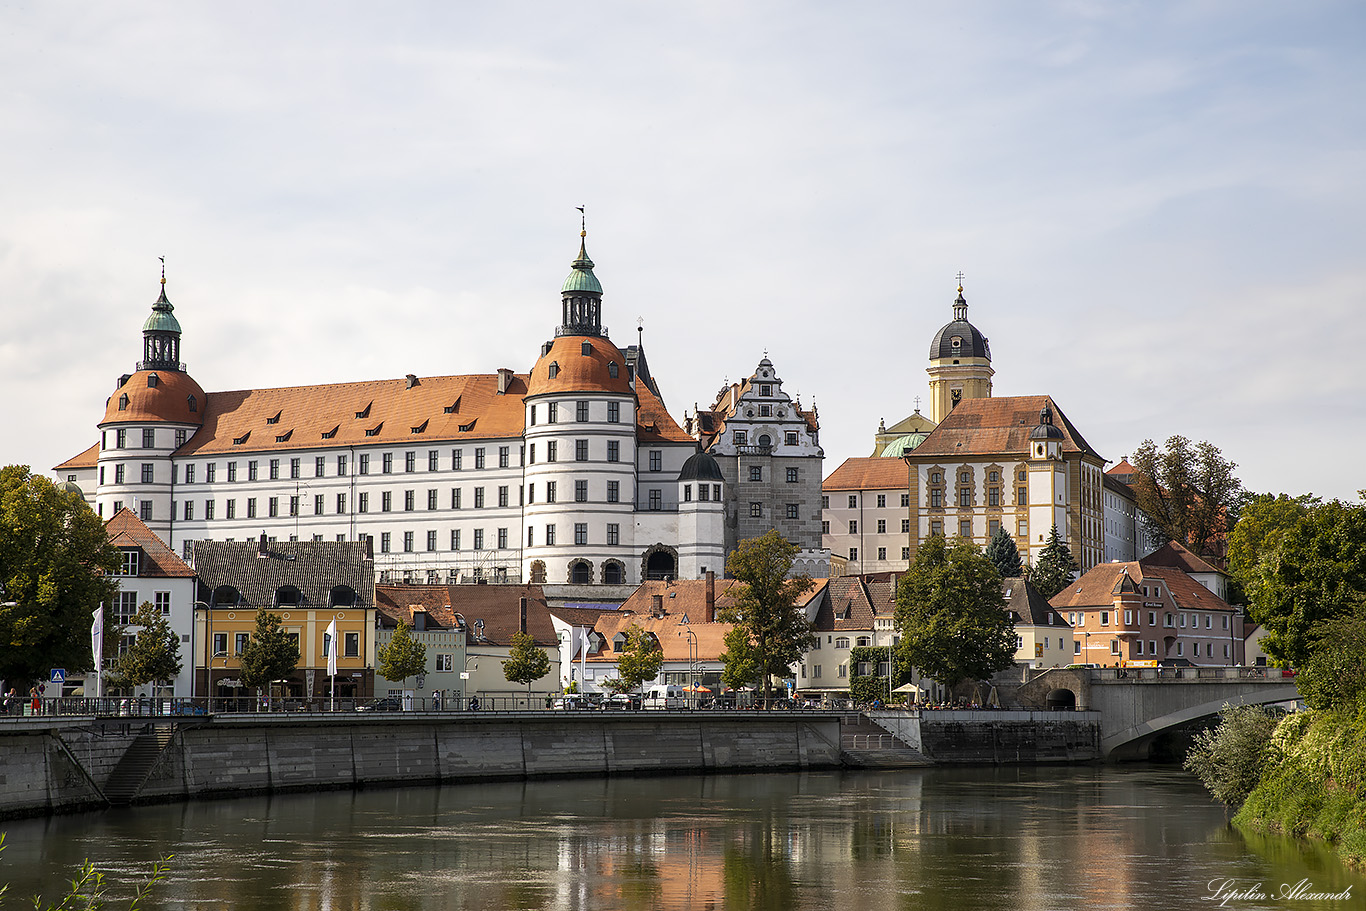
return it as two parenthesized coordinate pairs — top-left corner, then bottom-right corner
(581, 342), (592, 356)
(548, 362), (559, 379)
(118, 393), (129, 411)
(119, 549), (141, 576)
(146, 373), (159, 388)
(187, 395), (197, 413)
(608, 362), (618, 378)
(951, 337), (962, 349)
(355, 402), (371, 419)
(266, 411), (281, 425)
(232, 431), (250, 445)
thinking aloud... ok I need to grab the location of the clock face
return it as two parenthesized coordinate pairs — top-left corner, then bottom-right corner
(951, 389), (962, 406)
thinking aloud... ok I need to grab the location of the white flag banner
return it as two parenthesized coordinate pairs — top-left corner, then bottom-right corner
(325, 618), (338, 676)
(91, 605), (104, 669)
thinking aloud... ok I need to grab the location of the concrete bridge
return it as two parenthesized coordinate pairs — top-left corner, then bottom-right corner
(1012, 666), (1301, 759)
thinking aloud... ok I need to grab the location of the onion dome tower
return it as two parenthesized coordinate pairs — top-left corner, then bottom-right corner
(95, 264), (206, 541)
(524, 226), (639, 586)
(926, 280), (993, 424)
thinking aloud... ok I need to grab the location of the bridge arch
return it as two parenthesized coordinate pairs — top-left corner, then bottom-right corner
(1099, 686), (1300, 760)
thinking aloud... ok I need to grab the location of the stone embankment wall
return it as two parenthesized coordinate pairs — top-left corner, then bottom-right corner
(868, 710), (1102, 763)
(0, 713), (844, 819)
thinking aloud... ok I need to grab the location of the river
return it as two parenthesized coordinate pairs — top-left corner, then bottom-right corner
(1, 766), (1360, 910)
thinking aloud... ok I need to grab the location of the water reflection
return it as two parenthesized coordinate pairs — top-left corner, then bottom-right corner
(2, 767), (1361, 910)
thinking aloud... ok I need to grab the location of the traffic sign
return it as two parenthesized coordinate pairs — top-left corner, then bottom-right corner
(49, 668), (66, 685)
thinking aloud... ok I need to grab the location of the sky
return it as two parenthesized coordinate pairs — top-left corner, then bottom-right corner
(2, 1), (1363, 501)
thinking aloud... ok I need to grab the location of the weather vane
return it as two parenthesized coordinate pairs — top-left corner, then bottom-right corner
(576, 205), (586, 234)
(160, 256), (166, 285)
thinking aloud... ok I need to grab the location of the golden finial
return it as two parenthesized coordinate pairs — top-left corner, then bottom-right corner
(160, 256), (166, 285)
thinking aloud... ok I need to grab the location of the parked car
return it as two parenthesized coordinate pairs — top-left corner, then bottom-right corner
(604, 693), (641, 710)
(356, 696), (404, 712)
(552, 695), (597, 710)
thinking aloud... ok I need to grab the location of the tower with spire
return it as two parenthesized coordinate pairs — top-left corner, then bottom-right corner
(926, 280), (993, 424)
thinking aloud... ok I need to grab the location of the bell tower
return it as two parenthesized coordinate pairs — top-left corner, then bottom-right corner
(926, 279), (993, 424)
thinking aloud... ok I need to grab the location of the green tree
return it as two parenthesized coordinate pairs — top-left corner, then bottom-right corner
(0, 466), (119, 684)
(848, 645), (897, 705)
(1184, 703), (1281, 809)
(109, 601), (182, 691)
(1130, 435), (1246, 555)
(1293, 602), (1366, 710)
(377, 621), (427, 687)
(614, 626), (663, 692)
(1025, 525), (1078, 600)
(502, 630), (551, 696)
(1232, 497), (1366, 667)
(895, 535), (1015, 688)
(984, 526), (1024, 578)
(717, 530), (818, 707)
(718, 626), (762, 695)
(238, 607), (299, 692)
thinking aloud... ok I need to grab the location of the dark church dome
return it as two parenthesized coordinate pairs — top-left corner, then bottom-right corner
(929, 286), (990, 361)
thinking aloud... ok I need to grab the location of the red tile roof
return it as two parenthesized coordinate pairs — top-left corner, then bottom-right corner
(1049, 562), (1231, 613)
(54, 442), (99, 471)
(1140, 541), (1223, 576)
(908, 395), (1103, 461)
(101, 370), (207, 427)
(527, 335), (635, 397)
(578, 610), (733, 664)
(823, 457), (908, 491)
(375, 583), (558, 647)
(105, 508), (195, 577)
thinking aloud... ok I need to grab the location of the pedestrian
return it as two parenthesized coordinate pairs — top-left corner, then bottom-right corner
(432, 690), (441, 711)
(3, 688), (14, 715)
(468, 695), (480, 712)
(30, 685), (40, 715)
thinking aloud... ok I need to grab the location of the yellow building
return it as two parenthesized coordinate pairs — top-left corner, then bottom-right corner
(192, 536), (377, 703)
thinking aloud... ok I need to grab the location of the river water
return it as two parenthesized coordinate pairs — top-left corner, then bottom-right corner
(1, 766), (1360, 910)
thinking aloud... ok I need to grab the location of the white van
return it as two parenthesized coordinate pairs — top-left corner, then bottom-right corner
(641, 685), (685, 710)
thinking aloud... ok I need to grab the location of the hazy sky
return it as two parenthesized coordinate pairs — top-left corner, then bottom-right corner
(3, 2), (1362, 501)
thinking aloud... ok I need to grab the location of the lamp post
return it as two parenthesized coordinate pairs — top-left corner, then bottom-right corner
(196, 600), (212, 703)
(680, 629), (698, 708)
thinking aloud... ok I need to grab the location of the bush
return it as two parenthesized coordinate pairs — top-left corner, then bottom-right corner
(1185, 703), (1281, 809)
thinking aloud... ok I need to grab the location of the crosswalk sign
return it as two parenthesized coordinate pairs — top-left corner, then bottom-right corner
(49, 668), (66, 685)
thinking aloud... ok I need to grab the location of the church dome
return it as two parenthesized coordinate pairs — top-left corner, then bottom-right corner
(929, 287), (990, 360)
(678, 450), (725, 482)
(526, 335), (634, 397)
(101, 370), (206, 427)
(1029, 403), (1065, 441)
(882, 431), (929, 458)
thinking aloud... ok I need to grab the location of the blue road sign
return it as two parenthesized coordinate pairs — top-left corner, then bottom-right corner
(49, 668), (66, 685)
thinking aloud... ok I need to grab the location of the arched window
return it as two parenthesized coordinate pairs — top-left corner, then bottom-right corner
(274, 584), (303, 607)
(602, 561), (624, 585)
(210, 585), (241, 608)
(329, 585), (357, 607)
(548, 362), (559, 379)
(569, 560), (592, 585)
(608, 362), (618, 378)
(118, 393), (129, 411)
(529, 560), (547, 584)
(187, 395), (197, 413)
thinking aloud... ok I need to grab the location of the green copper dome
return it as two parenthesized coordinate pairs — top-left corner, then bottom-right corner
(142, 286), (182, 334)
(882, 431), (929, 458)
(560, 236), (603, 295)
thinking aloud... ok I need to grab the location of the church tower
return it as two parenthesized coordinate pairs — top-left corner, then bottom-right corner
(926, 282), (993, 424)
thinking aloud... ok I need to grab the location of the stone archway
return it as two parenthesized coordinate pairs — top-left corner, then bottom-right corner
(568, 559), (593, 584)
(529, 560), (547, 584)
(641, 544), (678, 581)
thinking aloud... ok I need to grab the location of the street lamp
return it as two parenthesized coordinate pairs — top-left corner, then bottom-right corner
(679, 629), (698, 708)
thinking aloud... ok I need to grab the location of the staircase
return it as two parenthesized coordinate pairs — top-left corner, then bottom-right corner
(102, 723), (176, 806)
(840, 715), (932, 768)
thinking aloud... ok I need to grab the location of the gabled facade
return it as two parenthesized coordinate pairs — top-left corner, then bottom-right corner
(1003, 577), (1074, 668)
(101, 507), (198, 698)
(687, 357), (828, 577)
(1050, 562), (1241, 667)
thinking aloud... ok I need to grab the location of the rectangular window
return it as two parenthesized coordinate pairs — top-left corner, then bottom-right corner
(475, 448), (486, 469)
(269, 458), (280, 480)
(114, 590), (138, 621)
(902, 518), (912, 534)
(497, 527), (508, 549)
(547, 441), (558, 462)
(607, 440), (619, 462)
(498, 485), (509, 507)
(336, 455), (347, 477)
(428, 450), (439, 471)
(878, 547), (887, 560)
(404, 490), (415, 511)
(932, 520), (944, 536)
(545, 524), (556, 546)
(344, 632), (359, 658)
(699, 484), (710, 501)
(576, 439), (588, 461)
(451, 488), (461, 509)
(425, 489), (436, 510)
(142, 428), (155, 448)
(404, 451), (415, 473)
(314, 456), (325, 477)
(607, 401), (620, 423)
(183, 500), (194, 521)
(289, 457), (301, 479)
(1100, 611), (1110, 626)
(749, 466), (762, 482)
(226, 499), (236, 519)
(607, 480), (619, 503)
(786, 504), (799, 519)
(204, 463), (216, 483)
(212, 632), (227, 656)
(1124, 610), (1133, 625)
(575, 480), (588, 502)
(959, 519), (972, 537)
(751, 502), (763, 518)
(822, 520), (830, 533)
(849, 520), (858, 534)
(1018, 487), (1027, 504)
(526, 526), (534, 547)
(116, 429), (127, 448)
(247, 498), (257, 518)
(649, 450), (662, 472)
(474, 487), (485, 508)
(474, 529), (485, 550)
(357, 454), (369, 476)
(205, 500), (215, 520)
(733, 430), (747, 446)
(575, 523), (588, 545)
(526, 483), (534, 504)
(357, 492), (368, 514)
(452, 449), (462, 471)
(235, 632), (250, 656)
(529, 406), (537, 425)
(382, 453), (393, 474)
(877, 519), (886, 533)
(451, 529), (461, 550)
(380, 532), (391, 553)
(988, 488), (1000, 506)
(902, 546), (911, 560)
(785, 431), (798, 446)
(114, 464), (125, 484)
(336, 493), (346, 514)
(185, 464), (195, 484)
(528, 444), (536, 465)
(876, 494), (886, 508)
(607, 523), (619, 545)
(901, 493), (910, 507)
(498, 446), (510, 468)
(576, 400), (589, 422)
(549, 402), (558, 422)
(848, 495), (858, 509)
(289, 496), (299, 517)
(381, 491), (392, 512)
(958, 488), (972, 507)
(649, 489), (662, 510)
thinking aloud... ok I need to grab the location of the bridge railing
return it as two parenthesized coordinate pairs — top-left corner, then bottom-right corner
(1090, 666), (1297, 682)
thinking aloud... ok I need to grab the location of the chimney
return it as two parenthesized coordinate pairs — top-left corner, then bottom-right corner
(705, 570), (716, 623)
(651, 594), (664, 618)
(497, 368), (514, 394)
(364, 534), (374, 560)
(256, 532), (268, 558)
(519, 596), (528, 634)
(405, 373), (419, 389)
